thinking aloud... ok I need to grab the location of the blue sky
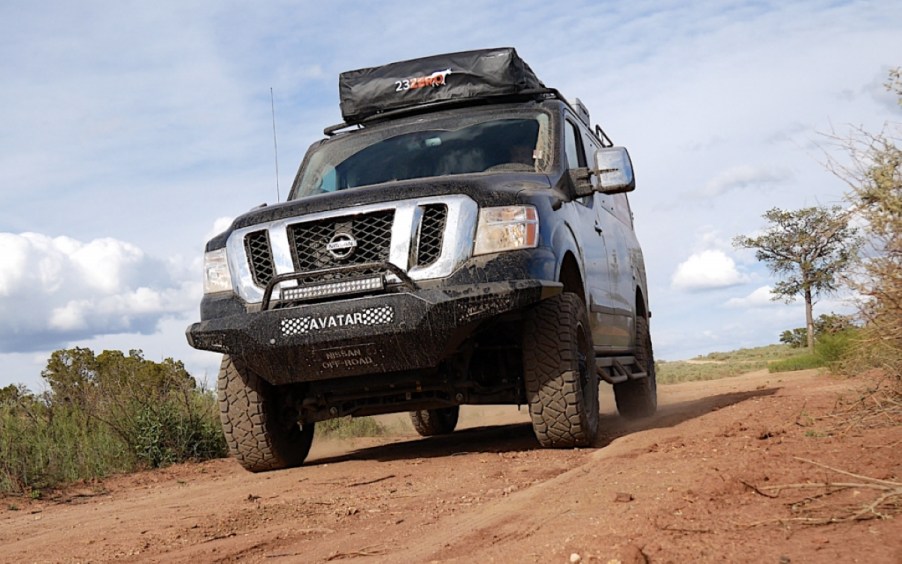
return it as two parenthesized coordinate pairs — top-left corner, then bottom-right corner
(2, 0), (900, 391)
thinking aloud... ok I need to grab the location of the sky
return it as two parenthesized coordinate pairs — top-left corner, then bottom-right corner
(2, 0), (900, 391)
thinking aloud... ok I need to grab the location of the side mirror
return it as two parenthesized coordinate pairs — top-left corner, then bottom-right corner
(594, 147), (635, 194)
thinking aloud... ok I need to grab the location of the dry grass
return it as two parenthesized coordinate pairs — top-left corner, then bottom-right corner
(657, 344), (810, 384)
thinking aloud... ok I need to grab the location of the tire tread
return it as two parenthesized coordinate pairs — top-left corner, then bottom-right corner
(523, 294), (599, 447)
(218, 355), (313, 472)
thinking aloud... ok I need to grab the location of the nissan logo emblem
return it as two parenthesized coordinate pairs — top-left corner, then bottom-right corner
(326, 233), (357, 260)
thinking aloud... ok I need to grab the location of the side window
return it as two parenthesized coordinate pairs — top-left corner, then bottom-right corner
(564, 121), (584, 169)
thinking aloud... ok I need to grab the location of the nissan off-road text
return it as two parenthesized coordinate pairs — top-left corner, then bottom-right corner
(187, 48), (656, 472)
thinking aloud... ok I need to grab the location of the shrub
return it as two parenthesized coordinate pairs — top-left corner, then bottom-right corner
(0, 348), (227, 495)
(768, 329), (859, 373)
(779, 313), (857, 348)
(768, 354), (824, 373)
(815, 330), (857, 364)
(315, 416), (386, 439)
(128, 389), (226, 468)
(0, 397), (131, 495)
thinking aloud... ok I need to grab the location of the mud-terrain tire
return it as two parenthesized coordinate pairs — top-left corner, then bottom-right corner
(614, 316), (657, 418)
(218, 355), (314, 472)
(409, 406), (460, 436)
(523, 293), (599, 447)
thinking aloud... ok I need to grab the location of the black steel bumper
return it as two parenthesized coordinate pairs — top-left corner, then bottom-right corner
(186, 280), (561, 385)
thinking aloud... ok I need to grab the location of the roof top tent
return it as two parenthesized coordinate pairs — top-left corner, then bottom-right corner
(336, 47), (547, 127)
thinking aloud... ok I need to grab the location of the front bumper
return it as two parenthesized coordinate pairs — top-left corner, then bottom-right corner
(186, 279), (560, 385)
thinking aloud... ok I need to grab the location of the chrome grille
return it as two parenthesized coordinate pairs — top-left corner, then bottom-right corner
(287, 210), (394, 281)
(228, 196), (478, 304)
(245, 230), (275, 287)
(416, 204), (447, 266)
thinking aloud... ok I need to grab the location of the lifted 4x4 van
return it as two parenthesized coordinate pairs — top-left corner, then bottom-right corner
(186, 48), (656, 472)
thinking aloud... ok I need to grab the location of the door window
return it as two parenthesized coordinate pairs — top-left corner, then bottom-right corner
(564, 121), (584, 169)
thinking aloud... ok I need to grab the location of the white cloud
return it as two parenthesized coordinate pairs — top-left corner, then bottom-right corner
(692, 227), (735, 254)
(48, 300), (91, 331)
(0, 232), (197, 353)
(671, 250), (746, 291)
(71, 237), (145, 293)
(725, 285), (777, 308)
(0, 234), (29, 296)
(698, 165), (792, 197)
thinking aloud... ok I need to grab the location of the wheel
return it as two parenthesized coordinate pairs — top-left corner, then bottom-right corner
(409, 406), (460, 436)
(522, 293), (599, 447)
(614, 315), (657, 418)
(217, 355), (314, 472)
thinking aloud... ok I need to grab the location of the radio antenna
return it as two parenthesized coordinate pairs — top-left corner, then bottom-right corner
(270, 87), (281, 202)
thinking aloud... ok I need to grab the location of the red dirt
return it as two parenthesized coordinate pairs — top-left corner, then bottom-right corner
(2, 369), (900, 563)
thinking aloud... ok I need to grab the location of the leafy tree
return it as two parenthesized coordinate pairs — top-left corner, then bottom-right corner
(41, 347), (99, 407)
(814, 312), (857, 335)
(779, 313), (857, 348)
(779, 328), (808, 349)
(734, 206), (861, 349)
(0, 384), (31, 405)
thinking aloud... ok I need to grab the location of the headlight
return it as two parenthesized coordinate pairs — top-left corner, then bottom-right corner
(473, 205), (539, 256)
(203, 248), (233, 294)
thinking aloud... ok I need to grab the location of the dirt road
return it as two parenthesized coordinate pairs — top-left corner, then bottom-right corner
(2, 369), (900, 563)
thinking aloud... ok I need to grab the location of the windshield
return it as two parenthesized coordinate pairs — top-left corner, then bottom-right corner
(290, 111), (550, 199)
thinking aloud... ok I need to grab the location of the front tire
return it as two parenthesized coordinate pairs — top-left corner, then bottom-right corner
(409, 406), (460, 436)
(523, 293), (599, 447)
(614, 316), (657, 418)
(218, 355), (314, 472)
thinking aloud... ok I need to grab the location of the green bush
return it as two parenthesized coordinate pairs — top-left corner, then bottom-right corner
(315, 416), (386, 439)
(128, 390), (226, 468)
(779, 314), (857, 349)
(0, 348), (227, 495)
(815, 330), (857, 363)
(0, 400), (131, 494)
(768, 329), (859, 373)
(767, 353), (824, 373)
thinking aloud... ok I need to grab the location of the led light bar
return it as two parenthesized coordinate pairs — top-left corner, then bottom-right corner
(280, 276), (384, 302)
